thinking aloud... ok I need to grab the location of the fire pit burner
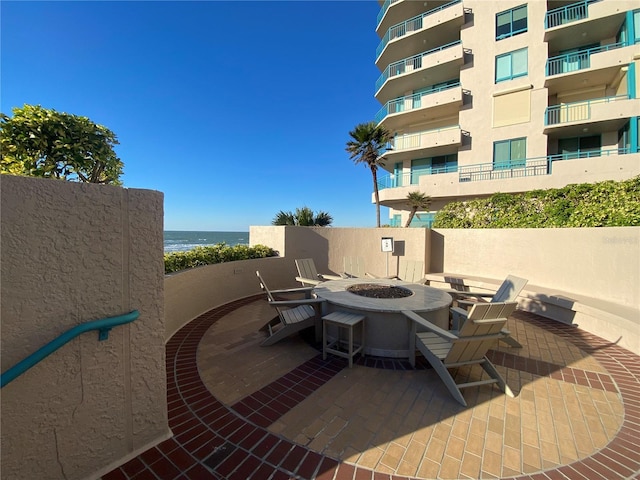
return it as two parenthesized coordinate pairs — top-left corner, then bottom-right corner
(346, 283), (413, 299)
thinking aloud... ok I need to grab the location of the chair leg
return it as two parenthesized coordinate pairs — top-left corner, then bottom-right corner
(480, 358), (514, 398)
(500, 334), (523, 348)
(417, 343), (468, 407)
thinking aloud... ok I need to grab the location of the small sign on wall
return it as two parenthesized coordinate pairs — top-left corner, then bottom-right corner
(381, 237), (394, 253)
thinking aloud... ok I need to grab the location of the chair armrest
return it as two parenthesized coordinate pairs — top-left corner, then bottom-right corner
(450, 306), (469, 318)
(319, 274), (343, 281)
(456, 291), (494, 298)
(294, 276), (323, 286)
(402, 310), (458, 341)
(269, 298), (325, 307)
(365, 272), (397, 279)
(272, 286), (315, 295)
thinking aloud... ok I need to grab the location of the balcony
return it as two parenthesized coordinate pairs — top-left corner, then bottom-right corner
(544, 95), (639, 136)
(375, 41), (465, 102)
(375, 0), (464, 69)
(380, 125), (462, 164)
(458, 147), (632, 183)
(544, 0), (629, 52)
(376, 0), (453, 35)
(374, 82), (463, 130)
(377, 164), (459, 191)
(544, 42), (632, 95)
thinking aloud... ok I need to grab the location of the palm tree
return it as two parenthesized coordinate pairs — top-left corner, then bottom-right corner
(346, 122), (391, 227)
(271, 207), (333, 226)
(405, 191), (432, 227)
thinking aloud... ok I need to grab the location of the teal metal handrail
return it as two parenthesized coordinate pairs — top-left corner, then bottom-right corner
(1, 310), (140, 388)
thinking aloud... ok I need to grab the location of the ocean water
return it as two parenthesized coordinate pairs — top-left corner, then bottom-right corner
(164, 231), (249, 253)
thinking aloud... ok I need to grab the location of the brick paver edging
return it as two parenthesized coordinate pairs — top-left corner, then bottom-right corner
(103, 299), (640, 480)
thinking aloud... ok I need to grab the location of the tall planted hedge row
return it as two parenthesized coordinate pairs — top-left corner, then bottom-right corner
(164, 244), (278, 274)
(433, 176), (640, 228)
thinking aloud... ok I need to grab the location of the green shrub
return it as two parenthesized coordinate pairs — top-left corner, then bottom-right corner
(433, 176), (640, 228)
(164, 243), (278, 274)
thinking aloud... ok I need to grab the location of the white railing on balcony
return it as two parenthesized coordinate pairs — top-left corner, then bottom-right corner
(376, 0), (400, 28)
(545, 0), (600, 29)
(546, 42), (626, 76)
(375, 40), (462, 93)
(376, 0), (462, 60)
(386, 125), (460, 152)
(545, 95), (628, 125)
(375, 81), (461, 123)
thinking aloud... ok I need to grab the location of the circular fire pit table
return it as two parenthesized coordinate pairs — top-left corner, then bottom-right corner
(313, 278), (452, 358)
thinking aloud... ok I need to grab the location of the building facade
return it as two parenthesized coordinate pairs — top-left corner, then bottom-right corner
(374, 0), (640, 227)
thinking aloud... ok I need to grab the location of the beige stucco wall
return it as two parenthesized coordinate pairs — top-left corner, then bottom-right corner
(1, 175), (169, 480)
(250, 226), (431, 280)
(432, 227), (640, 309)
(164, 256), (289, 341)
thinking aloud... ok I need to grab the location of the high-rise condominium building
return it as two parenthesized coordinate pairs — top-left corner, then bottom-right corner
(374, 0), (640, 227)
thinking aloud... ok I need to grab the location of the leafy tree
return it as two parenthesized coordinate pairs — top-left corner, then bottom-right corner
(346, 121), (391, 227)
(0, 104), (123, 184)
(271, 207), (333, 226)
(404, 191), (432, 227)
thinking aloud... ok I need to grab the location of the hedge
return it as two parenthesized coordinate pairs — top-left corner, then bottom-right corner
(432, 176), (640, 228)
(164, 243), (278, 274)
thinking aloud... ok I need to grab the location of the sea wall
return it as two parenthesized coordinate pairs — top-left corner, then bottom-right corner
(0, 175), (169, 480)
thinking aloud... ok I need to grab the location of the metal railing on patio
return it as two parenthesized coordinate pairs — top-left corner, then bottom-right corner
(544, 0), (600, 29)
(546, 42), (626, 76)
(544, 95), (628, 126)
(376, 0), (461, 60)
(375, 81), (461, 123)
(376, 40), (462, 92)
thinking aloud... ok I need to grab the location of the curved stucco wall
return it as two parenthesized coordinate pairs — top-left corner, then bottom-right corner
(1, 175), (169, 480)
(164, 256), (291, 341)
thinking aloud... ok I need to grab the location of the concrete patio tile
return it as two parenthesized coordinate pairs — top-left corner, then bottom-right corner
(103, 297), (640, 480)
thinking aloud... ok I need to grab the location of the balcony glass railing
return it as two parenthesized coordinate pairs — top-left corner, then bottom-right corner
(545, 95), (628, 125)
(546, 42), (626, 76)
(375, 40), (461, 92)
(545, 0), (600, 29)
(377, 0), (400, 28)
(375, 82), (461, 123)
(376, 0), (462, 60)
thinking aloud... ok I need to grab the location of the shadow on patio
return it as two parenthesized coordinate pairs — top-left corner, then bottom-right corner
(104, 296), (640, 480)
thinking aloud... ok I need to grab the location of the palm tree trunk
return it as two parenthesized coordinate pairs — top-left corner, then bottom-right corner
(405, 209), (417, 227)
(371, 166), (381, 227)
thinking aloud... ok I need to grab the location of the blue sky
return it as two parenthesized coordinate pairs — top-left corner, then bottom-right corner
(1, 0), (387, 231)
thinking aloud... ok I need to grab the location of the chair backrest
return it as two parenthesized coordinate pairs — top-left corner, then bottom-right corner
(398, 259), (424, 283)
(491, 275), (528, 303)
(343, 256), (365, 278)
(295, 258), (319, 282)
(256, 270), (276, 303)
(446, 301), (517, 364)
